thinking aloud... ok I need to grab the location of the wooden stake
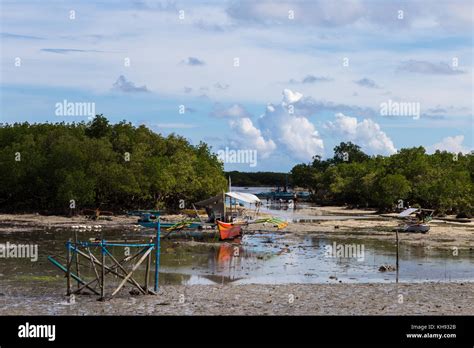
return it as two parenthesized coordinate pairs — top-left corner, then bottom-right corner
(111, 247), (153, 297)
(70, 245), (153, 293)
(396, 230), (400, 284)
(87, 246), (101, 290)
(66, 238), (72, 296)
(100, 239), (105, 300)
(104, 248), (147, 295)
(74, 231), (80, 290)
(144, 242), (152, 294)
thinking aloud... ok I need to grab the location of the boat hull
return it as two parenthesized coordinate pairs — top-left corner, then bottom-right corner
(216, 221), (242, 240)
(404, 224), (430, 233)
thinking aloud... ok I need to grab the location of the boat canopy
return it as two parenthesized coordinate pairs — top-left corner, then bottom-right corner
(225, 191), (261, 204)
(398, 208), (419, 217)
(194, 194), (223, 207)
(195, 192), (261, 206)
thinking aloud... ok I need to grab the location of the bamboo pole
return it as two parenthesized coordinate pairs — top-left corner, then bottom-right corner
(48, 256), (100, 295)
(104, 248), (147, 294)
(144, 240), (152, 294)
(100, 238), (105, 300)
(396, 230), (400, 283)
(66, 239), (71, 296)
(70, 245), (153, 293)
(74, 231), (80, 290)
(87, 246), (101, 291)
(111, 247), (153, 297)
(154, 219), (161, 292)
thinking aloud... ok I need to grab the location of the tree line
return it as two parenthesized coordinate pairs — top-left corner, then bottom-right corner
(225, 171), (289, 187)
(290, 142), (474, 215)
(0, 115), (227, 213)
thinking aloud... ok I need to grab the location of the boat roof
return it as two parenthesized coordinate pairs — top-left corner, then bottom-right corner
(195, 192), (261, 206)
(398, 208), (419, 217)
(225, 191), (261, 204)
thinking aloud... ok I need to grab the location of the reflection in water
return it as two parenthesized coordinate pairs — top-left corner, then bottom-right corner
(0, 228), (473, 288)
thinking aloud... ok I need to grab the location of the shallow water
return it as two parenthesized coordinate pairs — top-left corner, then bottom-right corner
(0, 227), (473, 290)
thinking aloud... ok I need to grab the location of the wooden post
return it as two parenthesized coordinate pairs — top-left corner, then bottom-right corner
(100, 239), (105, 300)
(396, 230), (400, 283)
(144, 240), (152, 294)
(154, 219), (161, 293)
(111, 247), (153, 297)
(66, 239), (72, 296)
(103, 248), (147, 294)
(71, 245), (153, 294)
(74, 231), (80, 290)
(87, 247), (101, 291)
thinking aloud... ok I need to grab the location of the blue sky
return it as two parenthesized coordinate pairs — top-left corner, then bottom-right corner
(0, 0), (472, 171)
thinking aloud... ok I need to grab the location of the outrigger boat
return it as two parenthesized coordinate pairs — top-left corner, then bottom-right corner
(130, 191), (289, 240)
(397, 208), (434, 233)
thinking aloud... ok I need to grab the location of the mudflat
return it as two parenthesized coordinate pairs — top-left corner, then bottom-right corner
(0, 283), (472, 315)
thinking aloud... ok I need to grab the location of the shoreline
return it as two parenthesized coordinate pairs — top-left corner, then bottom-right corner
(1, 282), (472, 315)
(1, 209), (473, 251)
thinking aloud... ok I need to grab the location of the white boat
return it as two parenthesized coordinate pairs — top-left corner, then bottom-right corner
(403, 223), (430, 233)
(398, 208), (434, 234)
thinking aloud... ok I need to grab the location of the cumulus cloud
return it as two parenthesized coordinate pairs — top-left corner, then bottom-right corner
(211, 89), (325, 162)
(258, 89), (325, 161)
(354, 78), (381, 89)
(427, 135), (470, 154)
(325, 113), (396, 155)
(286, 96), (379, 119)
(397, 60), (465, 75)
(282, 88), (303, 104)
(211, 104), (251, 118)
(112, 75), (149, 93)
(229, 118), (276, 158)
(181, 57), (206, 66)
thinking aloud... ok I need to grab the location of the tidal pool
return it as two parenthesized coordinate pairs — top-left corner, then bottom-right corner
(0, 228), (473, 290)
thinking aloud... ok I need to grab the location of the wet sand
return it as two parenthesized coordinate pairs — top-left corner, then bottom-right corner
(1, 209), (473, 251)
(0, 282), (472, 315)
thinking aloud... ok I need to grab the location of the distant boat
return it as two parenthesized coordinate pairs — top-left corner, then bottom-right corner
(403, 223), (430, 233)
(398, 208), (434, 233)
(256, 190), (310, 201)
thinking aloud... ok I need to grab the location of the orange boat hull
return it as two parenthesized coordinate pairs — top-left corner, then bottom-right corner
(216, 221), (242, 240)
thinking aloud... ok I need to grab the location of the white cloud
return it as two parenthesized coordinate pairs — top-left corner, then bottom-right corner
(282, 88), (303, 104)
(259, 89), (324, 162)
(427, 135), (470, 154)
(325, 113), (396, 155)
(228, 117), (276, 158)
(211, 104), (251, 118)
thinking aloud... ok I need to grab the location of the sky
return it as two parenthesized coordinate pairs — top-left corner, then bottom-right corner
(0, 0), (473, 171)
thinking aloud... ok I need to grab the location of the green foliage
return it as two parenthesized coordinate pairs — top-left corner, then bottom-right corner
(290, 142), (474, 214)
(224, 171), (288, 187)
(0, 116), (227, 213)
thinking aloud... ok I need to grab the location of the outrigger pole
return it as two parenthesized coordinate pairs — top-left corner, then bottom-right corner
(154, 218), (161, 292)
